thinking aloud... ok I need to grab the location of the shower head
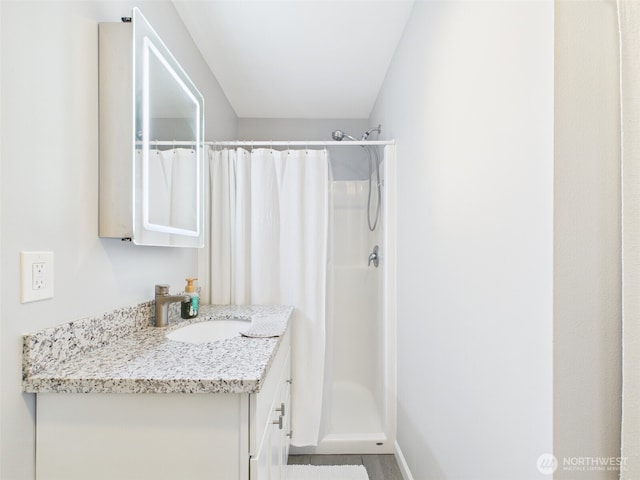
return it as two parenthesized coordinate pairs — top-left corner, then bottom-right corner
(332, 125), (382, 142)
(331, 130), (358, 142)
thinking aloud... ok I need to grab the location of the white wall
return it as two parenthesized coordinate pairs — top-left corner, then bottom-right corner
(237, 118), (368, 142)
(0, 2), (236, 479)
(370, 2), (554, 479)
(554, 1), (621, 478)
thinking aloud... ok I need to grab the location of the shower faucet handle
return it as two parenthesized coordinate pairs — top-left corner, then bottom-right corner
(368, 245), (379, 268)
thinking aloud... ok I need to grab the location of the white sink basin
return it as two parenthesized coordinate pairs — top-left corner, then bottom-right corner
(166, 318), (251, 344)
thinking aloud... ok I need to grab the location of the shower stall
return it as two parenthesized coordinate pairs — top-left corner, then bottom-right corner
(292, 137), (397, 455)
(205, 130), (396, 455)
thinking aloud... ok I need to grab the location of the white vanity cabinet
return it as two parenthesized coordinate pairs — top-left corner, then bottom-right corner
(35, 328), (291, 480)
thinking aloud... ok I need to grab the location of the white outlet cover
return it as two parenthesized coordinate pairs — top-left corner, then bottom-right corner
(20, 251), (54, 303)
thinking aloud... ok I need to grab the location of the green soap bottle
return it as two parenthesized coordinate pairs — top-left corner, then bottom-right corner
(181, 278), (200, 319)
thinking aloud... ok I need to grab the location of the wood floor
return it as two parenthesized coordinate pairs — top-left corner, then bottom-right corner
(288, 454), (404, 480)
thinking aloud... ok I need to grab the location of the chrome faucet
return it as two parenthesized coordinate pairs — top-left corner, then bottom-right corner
(154, 284), (190, 327)
(368, 245), (379, 268)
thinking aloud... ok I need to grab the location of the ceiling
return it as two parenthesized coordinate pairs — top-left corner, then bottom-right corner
(173, 1), (415, 119)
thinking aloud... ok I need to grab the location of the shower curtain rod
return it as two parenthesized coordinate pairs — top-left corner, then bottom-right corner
(145, 140), (395, 147)
(209, 140), (394, 147)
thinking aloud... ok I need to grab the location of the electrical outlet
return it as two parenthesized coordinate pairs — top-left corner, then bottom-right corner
(21, 252), (54, 303)
(32, 263), (46, 290)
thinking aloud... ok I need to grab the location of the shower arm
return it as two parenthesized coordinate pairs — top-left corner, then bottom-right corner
(362, 125), (382, 140)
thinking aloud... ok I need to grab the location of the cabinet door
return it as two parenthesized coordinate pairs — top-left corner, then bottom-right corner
(37, 393), (244, 480)
(272, 364), (292, 479)
(98, 7), (205, 247)
(278, 366), (292, 473)
(250, 359), (291, 479)
(249, 328), (291, 480)
(269, 413), (282, 480)
(250, 411), (280, 480)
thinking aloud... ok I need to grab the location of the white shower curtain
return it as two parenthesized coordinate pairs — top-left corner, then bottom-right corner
(618, 2), (640, 477)
(203, 147), (330, 446)
(207, 148), (251, 304)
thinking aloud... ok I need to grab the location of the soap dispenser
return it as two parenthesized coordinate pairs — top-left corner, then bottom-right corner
(181, 278), (200, 319)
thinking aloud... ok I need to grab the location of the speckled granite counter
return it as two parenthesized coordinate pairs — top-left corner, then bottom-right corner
(23, 304), (293, 394)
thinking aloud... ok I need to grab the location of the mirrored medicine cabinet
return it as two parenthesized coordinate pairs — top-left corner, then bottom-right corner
(99, 7), (205, 247)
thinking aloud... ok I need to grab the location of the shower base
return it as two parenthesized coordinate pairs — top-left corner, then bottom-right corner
(290, 382), (393, 455)
(329, 381), (382, 435)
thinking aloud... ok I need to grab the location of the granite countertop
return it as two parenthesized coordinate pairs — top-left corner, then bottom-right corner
(23, 304), (293, 395)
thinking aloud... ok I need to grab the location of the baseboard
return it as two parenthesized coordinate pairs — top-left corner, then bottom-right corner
(394, 440), (414, 480)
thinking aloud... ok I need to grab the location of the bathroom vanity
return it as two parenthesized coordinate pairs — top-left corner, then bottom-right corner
(23, 304), (293, 480)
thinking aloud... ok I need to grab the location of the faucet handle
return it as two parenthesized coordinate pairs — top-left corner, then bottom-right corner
(368, 245), (379, 267)
(155, 284), (170, 296)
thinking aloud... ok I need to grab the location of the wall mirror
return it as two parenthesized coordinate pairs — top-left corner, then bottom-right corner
(99, 7), (205, 247)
